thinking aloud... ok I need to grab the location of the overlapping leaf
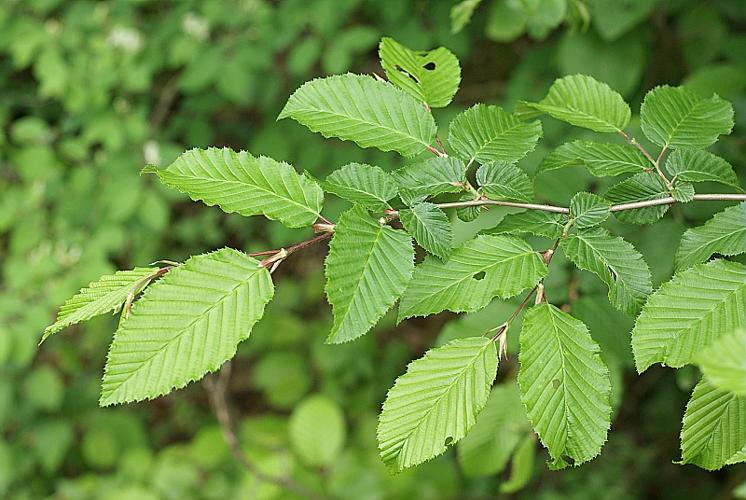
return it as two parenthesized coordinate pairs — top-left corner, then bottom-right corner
(321, 163), (398, 210)
(569, 192), (611, 228)
(100, 249), (274, 406)
(279, 74), (437, 157)
(379, 37), (461, 108)
(485, 210), (565, 239)
(43, 267), (159, 342)
(377, 337), (498, 472)
(394, 156), (467, 203)
(538, 140), (648, 176)
(698, 329), (746, 396)
(398, 235), (547, 320)
(448, 104), (542, 164)
(632, 260), (746, 372)
(518, 304), (611, 469)
(561, 227), (651, 316)
(476, 161), (534, 202)
(399, 203), (452, 260)
(680, 378), (746, 470)
(457, 382), (531, 477)
(325, 206), (414, 343)
(144, 148), (323, 228)
(665, 148), (741, 190)
(525, 75), (631, 133)
(604, 173), (669, 224)
(675, 203), (746, 270)
(640, 85), (734, 149)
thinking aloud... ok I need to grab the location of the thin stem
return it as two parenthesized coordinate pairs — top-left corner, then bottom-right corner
(435, 198), (571, 214)
(257, 232), (333, 268)
(617, 131), (673, 190)
(435, 136), (447, 155)
(426, 144), (444, 157)
(609, 193), (746, 212)
(203, 364), (323, 499)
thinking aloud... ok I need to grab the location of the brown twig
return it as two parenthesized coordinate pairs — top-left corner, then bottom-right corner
(203, 363), (323, 499)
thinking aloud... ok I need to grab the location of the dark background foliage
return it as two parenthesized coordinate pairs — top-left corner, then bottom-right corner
(1, 0), (745, 498)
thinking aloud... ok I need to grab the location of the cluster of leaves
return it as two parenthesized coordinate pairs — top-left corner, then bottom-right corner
(42, 32), (746, 482)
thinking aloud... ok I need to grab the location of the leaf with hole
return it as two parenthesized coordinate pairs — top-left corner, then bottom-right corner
(379, 37), (461, 108)
(378, 336), (498, 472)
(398, 234), (547, 320)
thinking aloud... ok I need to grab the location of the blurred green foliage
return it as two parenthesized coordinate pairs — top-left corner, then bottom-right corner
(1, 0), (745, 498)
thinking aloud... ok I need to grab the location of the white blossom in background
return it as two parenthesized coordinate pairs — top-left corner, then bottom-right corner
(107, 27), (143, 53)
(143, 140), (161, 166)
(182, 13), (209, 40)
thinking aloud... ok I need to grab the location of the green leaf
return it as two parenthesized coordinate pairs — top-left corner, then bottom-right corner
(485, 210), (565, 239)
(100, 249), (274, 406)
(399, 203), (452, 260)
(680, 378), (746, 470)
(569, 192), (611, 228)
(476, 161), (534, 202)
(394, 156), (466, 202)
(676, 203), (746, 271)
(289, 394), (346, 467)
(448, 104), (542, 164)
(378, 37), (461, 108)
(525, 75), (631, 133)
(377, 337), (498, 472)
(561, 227), (652, 316)
(538, 140), (648, 177)
(321, 163), (398, 210)
(456, 194), (483, 222)
(279, 74), (437, 157)
(451, 0), (483, 34)
(665, 148), (742, 190)
(639, 85), (734, 149)
(604, 173), (669, 224)
(43, 267), (158, 342)
(698, 329), (746, 396)
(144, 148), (323, 228)
(671, 182), (695, 203)
(325, 206), (414, 343)
(457, 382), (531, 477)
(632, 260), (746, 372)
(398, 235), (547, 320)
(518, 303), (611, 469)
(500, 434), (535, 494)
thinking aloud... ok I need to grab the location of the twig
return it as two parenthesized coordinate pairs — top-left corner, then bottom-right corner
(617, 131), (673, 189)
(203, 363), (323, 499)
(250, 233), (333, 268)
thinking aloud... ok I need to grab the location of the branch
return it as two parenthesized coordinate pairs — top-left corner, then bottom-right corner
(617, 131), (673, 190)
(203, 363), (323, 499)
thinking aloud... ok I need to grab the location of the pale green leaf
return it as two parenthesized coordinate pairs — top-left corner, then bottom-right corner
(569, 192), (611, 228)
(100, 248), (274, 406)
(665, 148), (742, 190)
(451, 0), (483, 34)
(538, 140), (648, 176)
(325, 206), (414, 343)
(398, 234), (547, 321)
(321, 163), (398, 210)
(698, 329), (746, 396)
(456, 194), (482, 222)
(680, 378), (746, 470)
(485, 210), (565, 239)
(448, 104), (542, 164)
(476, 161), (534, 202)
(394, 156), (466, 202)
(640, 85), (734, 149)
(500, 434), (536, 494)
(279, 74), (437, 157)
(43, 267), (158, 342)
(399, 203), (452, 260)
(377, 337), (498, 472)
(676, 203), (746, 271)
(144, 148), (323, 228)
(457, 382), (531, 477)
(632, 260), (746, 372)
(289, 394), (346, 467)
(604, 173), (669, 224)
(526, 75), (631, 133)
(518, 303), (611, 469)
(671, 182), (695, 203)
(379, 37), (461, 108)
(561, 227), (651, 316)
